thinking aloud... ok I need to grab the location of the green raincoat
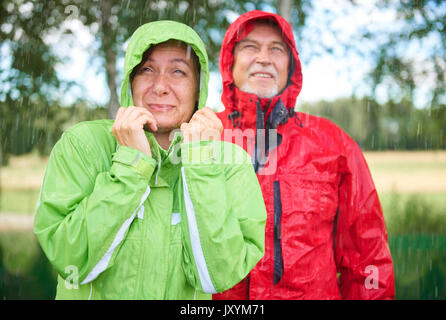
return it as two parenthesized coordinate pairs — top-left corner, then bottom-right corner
(33, 21), (266, 300)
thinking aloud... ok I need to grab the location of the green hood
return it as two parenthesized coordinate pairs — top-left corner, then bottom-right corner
(120, 20), (209, 109)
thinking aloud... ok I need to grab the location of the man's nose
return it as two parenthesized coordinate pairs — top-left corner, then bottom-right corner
(152, 73), (170, 96)
(256, 47), (272, 65)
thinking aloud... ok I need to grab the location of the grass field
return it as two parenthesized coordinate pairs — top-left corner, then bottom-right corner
(364, 151), (446, 194)
(0, 153), (46, 215)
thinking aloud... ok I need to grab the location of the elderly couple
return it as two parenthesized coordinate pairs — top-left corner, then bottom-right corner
(34, 11), (395, 300)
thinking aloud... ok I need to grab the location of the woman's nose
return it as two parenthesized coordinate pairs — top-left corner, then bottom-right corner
(152, 74), (170, 96)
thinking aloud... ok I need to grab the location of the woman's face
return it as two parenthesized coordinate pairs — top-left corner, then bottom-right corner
(131, 43), (199, 133)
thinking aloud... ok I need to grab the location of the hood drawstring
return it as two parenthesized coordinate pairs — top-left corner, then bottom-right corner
(228, 110), (242, 128)
(288, 108), (303, 128)
(266, 99), (287, 130)
(253, 98), (303, 173)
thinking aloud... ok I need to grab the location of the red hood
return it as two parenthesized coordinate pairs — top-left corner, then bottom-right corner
(219, 10), (303, 117)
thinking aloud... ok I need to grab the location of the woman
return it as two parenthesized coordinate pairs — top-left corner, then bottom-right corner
(34, 21), (266, 300)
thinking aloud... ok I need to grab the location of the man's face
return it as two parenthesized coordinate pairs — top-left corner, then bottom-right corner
(131, 43), (198, 133)
(232, 22), (290, 98)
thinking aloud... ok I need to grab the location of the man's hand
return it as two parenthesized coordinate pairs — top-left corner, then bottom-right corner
(180, 107), (223, 144)
(112, 106), (158, 157)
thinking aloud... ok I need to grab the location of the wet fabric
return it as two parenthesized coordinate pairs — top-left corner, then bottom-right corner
(33, 20), (267, 299)
(213, 10), (395, 300)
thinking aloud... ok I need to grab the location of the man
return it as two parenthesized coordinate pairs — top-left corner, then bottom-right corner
(34, 20), (266, 299)
(213, 10), (395, 299)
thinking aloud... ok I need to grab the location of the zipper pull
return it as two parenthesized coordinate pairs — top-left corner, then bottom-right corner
(155, 160), (161, 185)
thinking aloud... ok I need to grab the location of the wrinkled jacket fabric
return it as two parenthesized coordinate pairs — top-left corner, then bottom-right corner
(213, 11), (395, 300)
(33, 21), (267, 300)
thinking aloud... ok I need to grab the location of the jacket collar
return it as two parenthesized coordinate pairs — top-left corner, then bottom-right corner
(224, 84), (297, 130)
(145, 130), (182, 165)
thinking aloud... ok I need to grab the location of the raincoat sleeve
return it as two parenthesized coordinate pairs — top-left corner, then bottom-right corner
(179, 140), (266, 293)
(33, 126), (156, 284)
(335, 136), (395, 299)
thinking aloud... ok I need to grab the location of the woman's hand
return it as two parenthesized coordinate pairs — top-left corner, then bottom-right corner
(180, 107), (223, 144)
(112, 106), (158, 157)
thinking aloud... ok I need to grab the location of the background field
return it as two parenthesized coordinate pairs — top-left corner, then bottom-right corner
(1, 151), (445, 299)
(2, 151), (446, 216)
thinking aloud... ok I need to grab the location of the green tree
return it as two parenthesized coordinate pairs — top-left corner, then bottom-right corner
(364, 0), (445, 108)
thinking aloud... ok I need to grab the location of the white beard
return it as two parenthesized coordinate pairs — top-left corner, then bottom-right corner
(240, 82), (279, 98)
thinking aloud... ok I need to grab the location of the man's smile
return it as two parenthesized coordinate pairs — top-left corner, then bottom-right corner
(250, 72), (274, 78)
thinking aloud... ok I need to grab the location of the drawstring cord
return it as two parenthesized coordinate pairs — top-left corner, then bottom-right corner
(228, 110), (241, 128)
(288, 108), (303, 128)
(228, 98), (303, 129)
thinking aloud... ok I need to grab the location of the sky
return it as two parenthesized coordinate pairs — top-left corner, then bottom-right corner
(42, 0), (432, 110)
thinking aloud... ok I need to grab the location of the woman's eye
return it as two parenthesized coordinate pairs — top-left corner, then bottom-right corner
(173, 69), (186, 75)
(142, 67), (153, 73)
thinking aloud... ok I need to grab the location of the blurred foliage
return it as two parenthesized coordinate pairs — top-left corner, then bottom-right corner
(0, 99), (107, 165)
(362, 0), (446, 108)
(0, 232), (57, 299)
(384, 192), (446, 235)
(300, 96), (446, 150)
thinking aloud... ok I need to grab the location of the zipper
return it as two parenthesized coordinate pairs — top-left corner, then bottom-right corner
(246, 275), (250, 299)
(273, 181), (284, 285)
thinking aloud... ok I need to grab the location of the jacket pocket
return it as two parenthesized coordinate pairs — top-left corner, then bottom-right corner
(280, 173), (338, 221)
(275, 173), (339, 284)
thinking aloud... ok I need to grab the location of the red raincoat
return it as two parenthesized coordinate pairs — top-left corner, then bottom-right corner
(213, 10), (395, 300)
